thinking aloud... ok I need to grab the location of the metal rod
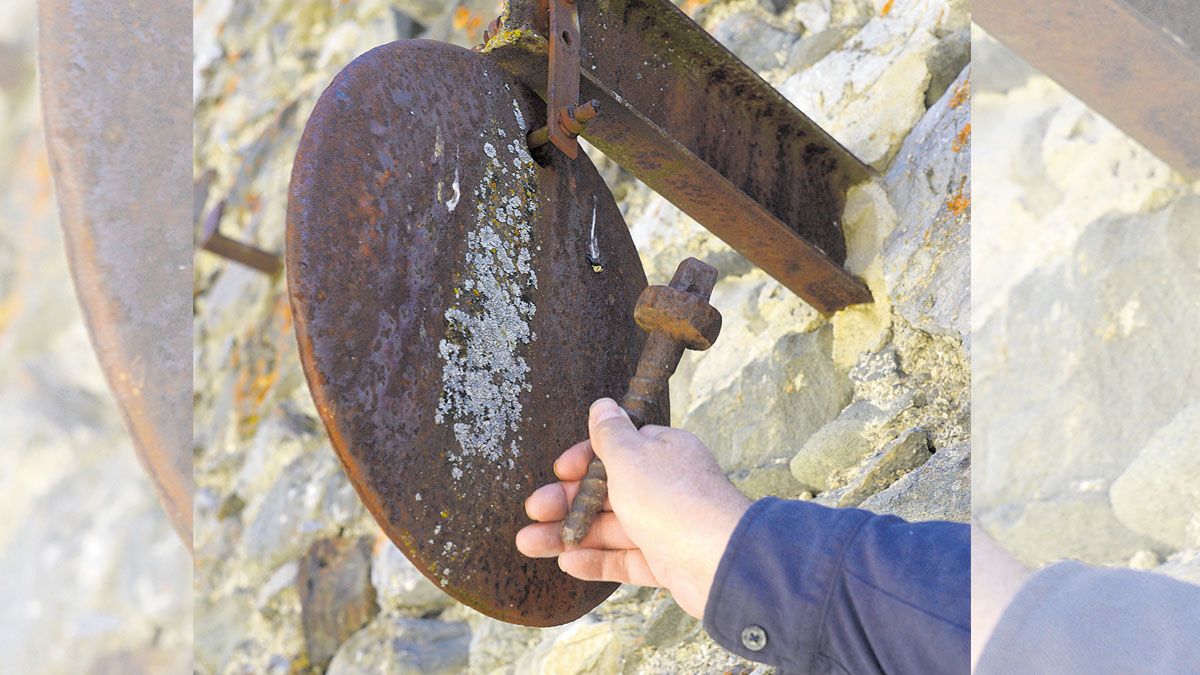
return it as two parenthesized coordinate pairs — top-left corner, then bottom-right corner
(200, 200), (283, 276)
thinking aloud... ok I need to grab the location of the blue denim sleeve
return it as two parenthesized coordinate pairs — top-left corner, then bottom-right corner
(702, 497), (970, 674)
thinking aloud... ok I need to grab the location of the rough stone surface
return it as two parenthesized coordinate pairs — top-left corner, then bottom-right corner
(297, 538), (381, 671)
(836, 428), (931, 507)
(860, 442), (969, 522)
(326, 617), (470, 675)
(883, 66), (970, 339)
(371, 538), (454, 614)
(1110, 404), (1200, 550)
(192, 0), (971, 671)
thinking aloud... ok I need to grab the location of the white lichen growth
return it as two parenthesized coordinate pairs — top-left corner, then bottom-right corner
(434, 128), (540, 482)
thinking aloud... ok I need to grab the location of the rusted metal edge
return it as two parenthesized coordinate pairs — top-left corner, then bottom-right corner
(976, 0), (1200, 180)
(38, 0), (194, 549)
(484, 0), (873, 313)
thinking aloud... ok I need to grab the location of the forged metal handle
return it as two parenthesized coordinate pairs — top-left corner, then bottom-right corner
(560, 258), (721, 547)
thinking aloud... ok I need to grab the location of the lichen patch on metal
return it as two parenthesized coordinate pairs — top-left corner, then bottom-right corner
(433, 125), (540, 492)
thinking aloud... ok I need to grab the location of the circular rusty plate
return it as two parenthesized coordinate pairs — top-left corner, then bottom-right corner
(39, 0), (193, 549)
(287, 40), (659, 626)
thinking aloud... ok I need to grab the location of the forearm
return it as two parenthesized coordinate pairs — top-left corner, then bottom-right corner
(703, 498), (970, 674)
(976, 561), (1200, 673)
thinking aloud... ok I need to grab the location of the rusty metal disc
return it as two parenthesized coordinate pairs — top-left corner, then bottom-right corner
(287, 40), (659, 626)
(38, 0), (194, 549)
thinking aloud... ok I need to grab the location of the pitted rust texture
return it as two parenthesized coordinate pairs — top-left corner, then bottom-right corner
(38, 0), (194, 547)
(287, 40), (661, 626)
(485, 0), (873, 313)
(976, 0), (1200, 179)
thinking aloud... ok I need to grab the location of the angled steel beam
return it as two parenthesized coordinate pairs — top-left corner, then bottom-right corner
(976, 0), (1200, 180)
(484, 0), (874, 313)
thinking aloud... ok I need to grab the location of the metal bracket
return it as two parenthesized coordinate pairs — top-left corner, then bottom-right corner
(546, 0), (583, 158)
(483, 0), (874, 313)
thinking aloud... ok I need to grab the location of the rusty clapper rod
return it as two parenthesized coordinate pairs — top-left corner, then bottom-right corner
(562, 257), (723, 545)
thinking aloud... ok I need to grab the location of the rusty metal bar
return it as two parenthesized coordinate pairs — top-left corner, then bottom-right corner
(200, 200), (284, 276)
(546, 0), (583, 157)
(483, 0), (873, 313)
(976, 0), (1200, 180)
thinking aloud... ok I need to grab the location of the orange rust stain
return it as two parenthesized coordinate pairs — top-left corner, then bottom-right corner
(682, 0), (714, 15)
(947, 186), (970, 217)
(232, 294), (293, 435)
(952, 122), (971, 153)
(949, 78), (970, 109)
(881, 0), (895, 16)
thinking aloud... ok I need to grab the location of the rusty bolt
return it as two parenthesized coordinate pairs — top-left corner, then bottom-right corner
(527, 99), (601, 151)
(200, 200), (283, 276)
(561, 257), (722, 545)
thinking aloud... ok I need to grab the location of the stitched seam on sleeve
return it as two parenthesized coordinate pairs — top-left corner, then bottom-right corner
(805, 511), (874, 675)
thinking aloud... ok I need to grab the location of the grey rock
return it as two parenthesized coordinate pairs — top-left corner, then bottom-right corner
(327, 617), (470, 675)
(789, 400), (889, 492)
(787, 26), (856, 71)
(372, 539), (454, 614)
(1111, 403), (1200, 549)
(861, 442), (970, 522)
(466, 614), (544, 674)
(711, 13), (797, 72)
(297, 537), (380, 671)
(243, 449), (366, 575)
(837, 429), (932, 507)
(882, 65), (970, 339)
(731, 459), (814, 500)
(924, 28), (969, 107)
(685, 326), (851, 472)
(642, 596), (701, 649)
(975, 197), (1200, 565)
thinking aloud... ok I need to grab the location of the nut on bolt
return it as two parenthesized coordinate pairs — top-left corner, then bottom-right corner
(527, 99), (600, 151)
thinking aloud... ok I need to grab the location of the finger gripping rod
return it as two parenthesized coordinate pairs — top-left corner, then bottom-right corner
(561, 257), (723, 546)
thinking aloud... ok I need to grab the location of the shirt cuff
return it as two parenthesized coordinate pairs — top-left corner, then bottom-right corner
(702, 497), (873, 670)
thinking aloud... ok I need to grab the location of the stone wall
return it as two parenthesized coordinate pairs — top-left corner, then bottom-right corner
(973, 29), (1200, 583)
(192, 0), (970, 672)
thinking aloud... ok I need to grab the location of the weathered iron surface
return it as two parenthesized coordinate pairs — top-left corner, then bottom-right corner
(976, 0), (1200, 179)
(562, 257), (721, 546)
(288, 40), (661, 626)
(38, 0), (193, 548)
(483, 0), (873, 313)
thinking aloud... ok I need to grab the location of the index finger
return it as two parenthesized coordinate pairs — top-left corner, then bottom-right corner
(554, 439), (595, 481)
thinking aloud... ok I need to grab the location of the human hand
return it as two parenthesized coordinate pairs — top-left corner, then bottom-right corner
(516, 398), (751, 618)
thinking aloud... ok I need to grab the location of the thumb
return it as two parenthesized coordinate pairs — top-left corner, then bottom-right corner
(588, 398), (644, 464)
